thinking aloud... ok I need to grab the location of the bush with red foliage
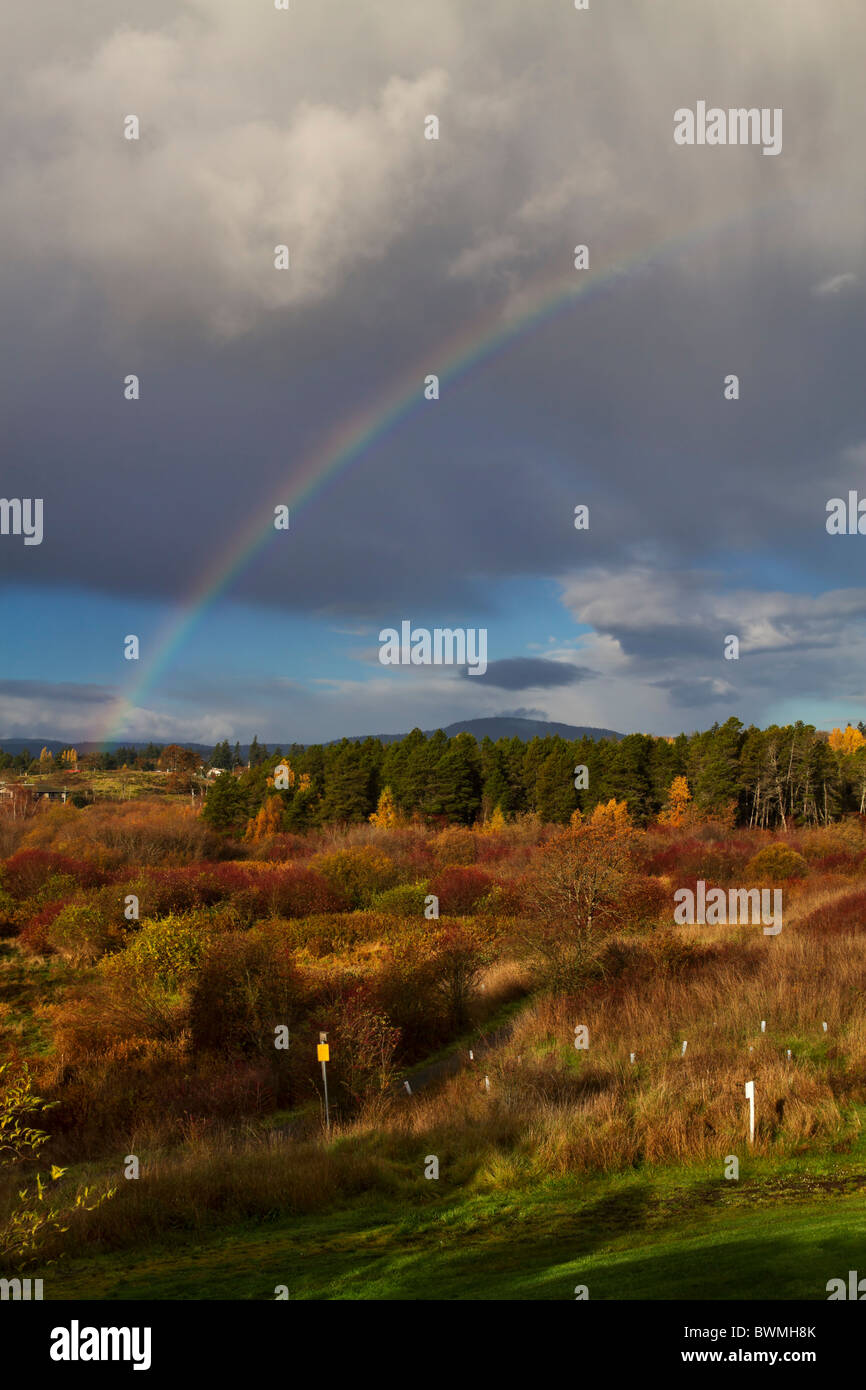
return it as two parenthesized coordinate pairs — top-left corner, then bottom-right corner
(639, 837), (751, 882)
(473, 835), (513, 865)
(130, 862), (345, 922)
(800, 889), (866, 936)
(250, 833), (315, 862)
(801, 849), (865, 875)
(611, 875), (670, 930)
(230, 868), (347, 923)
(428, 865), (493, 914)
(17, 900), (65, 954)
(1, 848), (108, 899)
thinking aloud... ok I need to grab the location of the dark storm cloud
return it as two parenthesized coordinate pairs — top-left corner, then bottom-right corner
(3, 0), (866, 734)
(460, 658), (594, 690)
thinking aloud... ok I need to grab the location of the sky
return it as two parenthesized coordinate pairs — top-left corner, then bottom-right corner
(2, 0), (866, 745)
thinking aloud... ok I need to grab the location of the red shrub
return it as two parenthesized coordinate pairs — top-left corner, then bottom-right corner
(17, 900), (64, 954)
(639, 837), (751, 882)
(135, 863), (255, 916)
(612, 875), (670, 930)
(800, 889), (866, 936)
(267, 867), (347, 916)
(474, 835), (522, 865)
(1, 849), (107, 898)
(208, 866), (347, 924)
(428, 865), (492, 914)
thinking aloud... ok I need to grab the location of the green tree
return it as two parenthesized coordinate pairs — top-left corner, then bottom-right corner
(201, 769), (248, 830)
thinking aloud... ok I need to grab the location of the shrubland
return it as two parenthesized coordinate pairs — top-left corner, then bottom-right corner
(1, 780), (866, 1275)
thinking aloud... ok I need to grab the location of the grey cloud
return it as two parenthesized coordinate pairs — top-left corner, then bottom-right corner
(0, 680), (117, 706)
(460, 658), (594, 690)
(4, 0), (866, 738)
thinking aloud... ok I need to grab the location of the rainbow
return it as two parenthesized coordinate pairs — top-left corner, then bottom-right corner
(95, 196), (789, 746)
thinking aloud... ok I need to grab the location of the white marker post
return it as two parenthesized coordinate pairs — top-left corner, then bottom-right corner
(404, 1080), (412, 1095)
(761, 1020), (766, 1033)
(629, 1052), (636, 1064)
(823, 1022), (828, 1033)
(317, 1032), (330, 1135)
(484, 1075), (490, 1092)
(745, 1079), (755, 1144)
(681, 1040), (687, 1056)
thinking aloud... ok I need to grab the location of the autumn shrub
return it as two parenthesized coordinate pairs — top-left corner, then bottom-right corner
(799, 889), (866, 936)
(610, 875), (670, 931)
(312, 846), (397, 908)
(648, 931), (707, 976)
(745, 844), (809, 883)
(0, 849), (107, 900)
(373, 936), (444, 1058)
(35, 1041), (286, 1158)
(794, 825), (866, 874)
(640, 835), (752, 881)
(371, 883), (430, 917)
(46, 888), (131, 965)
(325, 985), (401, 1105)
(693, 841), (753, 882)
(428, 865), (492, 914)
(473, 879), (526, 918)
(17, 900), (63, 954)
(0, 887), (17, 938)
(132, 867), (216, 916)
(472, 833), (513, 864)
(188, 933), (309, 1065)
(131, 863), (249, 917)
(250, 832), (315, 862)
(265, 867), (348, 917)
(92, 915), (209, 1042)
(428, 921), (492, 1029)
(431, 826), (476, 866)
(23, 801), (227, 867)
(118, 915), (208, 989)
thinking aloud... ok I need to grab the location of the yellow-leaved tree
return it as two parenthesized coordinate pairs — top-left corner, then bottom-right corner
(573, 798), (632, 836)
(829, 725), (865, 755)
(245, 795), (284, 841)
(482, 804), (507, 833)
(659, 775), (692, 827)
(369, 786), (399, 829)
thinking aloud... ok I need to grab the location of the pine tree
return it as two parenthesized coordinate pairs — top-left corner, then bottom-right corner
(202, 769), (248, 831)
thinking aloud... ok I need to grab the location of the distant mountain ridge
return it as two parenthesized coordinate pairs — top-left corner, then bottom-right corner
(340, 717), (624, 744)
(0, 718), (623, 759)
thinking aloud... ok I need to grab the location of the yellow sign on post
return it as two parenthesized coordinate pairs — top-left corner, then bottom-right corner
(317, 1043), (329, 1063)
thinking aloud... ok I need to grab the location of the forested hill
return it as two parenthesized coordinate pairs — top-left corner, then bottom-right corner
(338, 717), (624, 744)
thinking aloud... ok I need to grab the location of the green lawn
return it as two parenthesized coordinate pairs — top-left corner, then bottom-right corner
(45, 1138), (866, 1301)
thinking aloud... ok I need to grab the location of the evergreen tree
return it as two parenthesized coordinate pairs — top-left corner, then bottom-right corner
(202, 768), (248, 831)
(534, 746), (579, 823)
